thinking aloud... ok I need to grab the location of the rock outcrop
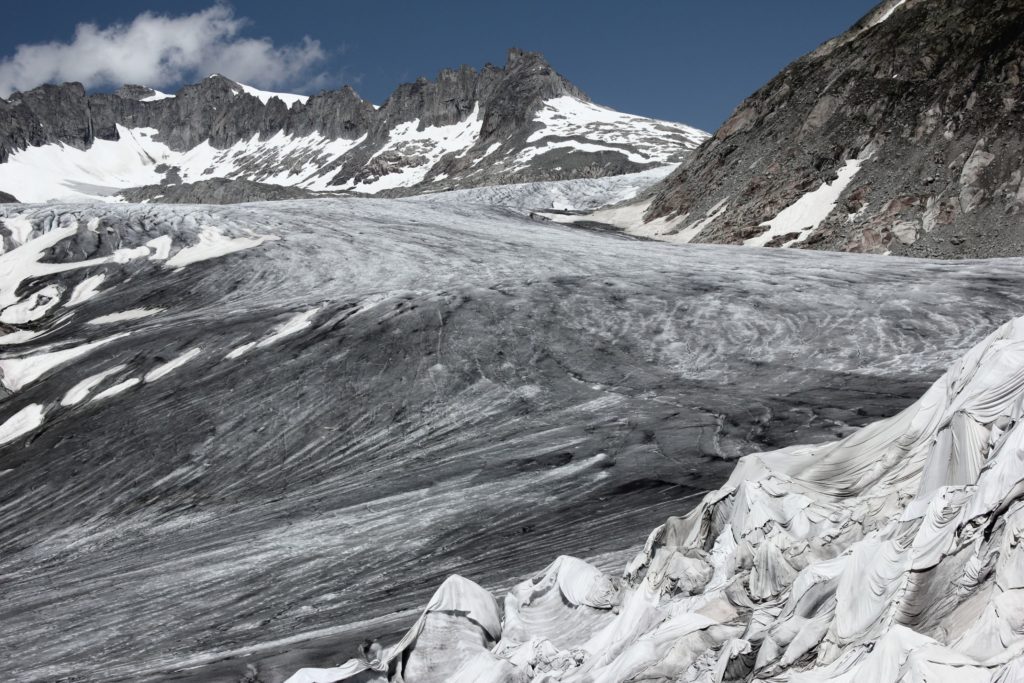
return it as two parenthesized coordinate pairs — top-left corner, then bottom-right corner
(119, 178), (320, 204)
(641, 0), (1024, 258)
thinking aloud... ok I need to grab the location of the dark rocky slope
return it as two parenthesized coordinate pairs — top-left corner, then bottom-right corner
(644, 0), (1024, 257)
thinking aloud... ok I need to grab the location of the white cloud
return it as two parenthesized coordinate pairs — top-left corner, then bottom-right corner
(0, 4), (327, 97)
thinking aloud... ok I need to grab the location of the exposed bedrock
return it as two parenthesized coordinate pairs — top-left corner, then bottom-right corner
(120, 178), (323, 204)
(1, 198), (1024, 680)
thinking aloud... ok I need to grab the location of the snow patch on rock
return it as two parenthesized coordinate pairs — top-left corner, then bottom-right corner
(91, 377), (140, 401)
(61, 364), (127, 406)
(234, 82), (309, 107)
(530, 96), (708, 164)
(0, 332), (130, 393)
(87, 308), (163, 325)
(746, 159), (863, 247)
(144, 348), (201, 383)
(0, 404), (45, 445)
(165, 227), (276, 268)
(140, 90), (174, 102)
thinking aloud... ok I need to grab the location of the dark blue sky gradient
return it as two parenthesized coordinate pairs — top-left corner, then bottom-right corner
(0, 1), (879, 131)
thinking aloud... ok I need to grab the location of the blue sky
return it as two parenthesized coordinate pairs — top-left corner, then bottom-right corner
(0, 1), (878, 131)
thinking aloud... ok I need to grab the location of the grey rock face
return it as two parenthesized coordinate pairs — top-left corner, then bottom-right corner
(0, 190), (17, 203)
(288, 85), (376, 140)
(645, 0), (1024, 258)
(480, 48), (588, 137)
(0, 83), (95, 161)
(0, 49), (705, 199)
(114, 84), (161, 101)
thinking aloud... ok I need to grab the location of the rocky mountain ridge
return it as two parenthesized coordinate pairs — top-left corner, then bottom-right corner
(622, 0), (1024, 258)
(0, 49), (707, 203)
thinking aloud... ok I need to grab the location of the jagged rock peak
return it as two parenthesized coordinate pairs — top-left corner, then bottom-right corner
(375, 47), (586, 130)
(503, 47), (588, 99)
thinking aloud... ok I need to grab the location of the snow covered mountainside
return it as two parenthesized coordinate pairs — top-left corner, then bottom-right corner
(0, 49), (707, 203)
(590, 0), (1024, 258)
(287, 313), (1024, 683)
(2, 188), (1024, 681)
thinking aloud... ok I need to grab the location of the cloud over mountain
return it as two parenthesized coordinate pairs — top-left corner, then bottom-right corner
(0, 4), (326, 96)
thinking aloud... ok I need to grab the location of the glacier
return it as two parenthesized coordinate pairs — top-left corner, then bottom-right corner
(2, 185), (1024, 681)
